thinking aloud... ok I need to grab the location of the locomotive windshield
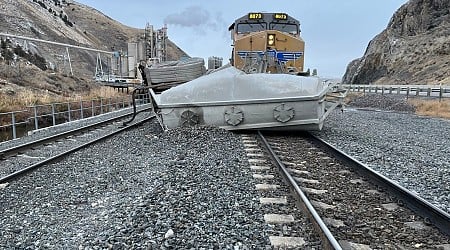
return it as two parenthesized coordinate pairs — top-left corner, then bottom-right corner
(236, 22), (267, 33)
(233, 13), (300, 35)
(270, 23), (299, 35)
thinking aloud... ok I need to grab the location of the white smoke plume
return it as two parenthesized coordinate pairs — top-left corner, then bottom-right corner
(164, 6), (226, 35)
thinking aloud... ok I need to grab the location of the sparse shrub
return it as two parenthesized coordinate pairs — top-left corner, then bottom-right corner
(30, 26), (40, 36)
(1, 38), (8, 51)
(37, 1), (47, 9)
(3, 50), (14, 64)
(0, 39), (47, 70)
(13, 46), (27, 58)
(0, 39), (15, 64)
(0, 38), (4, 47)
(61, 14), (73, 27)
(47, 74), (61, 81)
(24, 51), (47, 71)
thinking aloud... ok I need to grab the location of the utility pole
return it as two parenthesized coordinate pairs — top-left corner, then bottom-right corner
(66, 47), (73, 76)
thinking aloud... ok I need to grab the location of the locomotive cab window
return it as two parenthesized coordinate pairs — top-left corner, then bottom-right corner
(237, 22), (268, 34)
(269, 23), (299, 35)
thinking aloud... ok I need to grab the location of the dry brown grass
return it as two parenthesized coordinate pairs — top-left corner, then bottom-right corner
(0, 86), (127, 113)
(0, 89), (55, 112)
(342, 92), (450, 119)
(67, 86), (127, 101)
(408, 98), (450, 119)
(344, 92), (364, 103)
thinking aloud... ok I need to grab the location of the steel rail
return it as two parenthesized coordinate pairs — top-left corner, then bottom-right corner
(257, 131), (342, 250)
(0, 115), (155, 184)
(309, 134), (450, 236)
(0, 107), (152, 159)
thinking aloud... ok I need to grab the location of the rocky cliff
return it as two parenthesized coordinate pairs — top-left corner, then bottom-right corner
(0, 0), (187, 93)
(343, 0), (450, 85)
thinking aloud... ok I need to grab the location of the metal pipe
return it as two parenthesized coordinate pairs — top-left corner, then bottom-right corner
(66, 47), (73, 76)
(67, 102), (71, 122)
(33, 106), (39, 130)
(80, 100), (84, 119)
(0, 33), (113, 54)
(51, 103), (56, 126)
(11, 112), (17, 139)
(91, 100), (95, 116)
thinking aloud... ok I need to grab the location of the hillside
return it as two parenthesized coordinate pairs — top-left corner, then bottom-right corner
(0, 0), (187, 96)
(343, 0), (450, 85)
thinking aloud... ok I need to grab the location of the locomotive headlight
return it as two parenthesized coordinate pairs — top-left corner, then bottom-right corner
(267, 34), (275, 46)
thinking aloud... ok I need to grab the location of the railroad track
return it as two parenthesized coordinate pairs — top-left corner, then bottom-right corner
(242, 132), (450, 249)
(0, 109), (155, 184)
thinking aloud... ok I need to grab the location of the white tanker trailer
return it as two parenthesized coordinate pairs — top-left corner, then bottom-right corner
(148, 65), (345, 131)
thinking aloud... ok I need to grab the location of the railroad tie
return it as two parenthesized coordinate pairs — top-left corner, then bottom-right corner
(269, 236), (306, 248)
(248, 158), (266, 164)
(281, 161), (296, 166)
(302, 187), (327, 195)
(310, 200), (336, 210)
(287, 168), (311, 176)
(264, 214), (295, 224)
(255, 184), (280, 191)
(252, 174), (275, 179)
(260, 197), (288, 205)
(250, 165), (271, 171)
(293, 176), (319, 184)
(244, 148), (260, 152)
(246, 153), (265, 158)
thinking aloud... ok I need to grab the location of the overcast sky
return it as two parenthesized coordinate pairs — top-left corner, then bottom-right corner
(75, 0), (408, 78)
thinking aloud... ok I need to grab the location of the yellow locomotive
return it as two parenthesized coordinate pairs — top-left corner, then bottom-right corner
(228, 12), (308, 75)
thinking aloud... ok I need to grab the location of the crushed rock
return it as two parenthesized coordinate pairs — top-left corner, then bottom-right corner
(347, 94), (416, 113)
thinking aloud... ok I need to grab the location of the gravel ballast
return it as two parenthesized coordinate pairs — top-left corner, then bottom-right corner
(315, 94), (450, 214)
(0, 93), (448, 248)
(0, 123), (269, 249)
(266, 135), (449, 248)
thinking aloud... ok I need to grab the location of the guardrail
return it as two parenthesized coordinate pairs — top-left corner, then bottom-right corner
(0, 93), (150, 142)
(344, 84), (450, 100)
